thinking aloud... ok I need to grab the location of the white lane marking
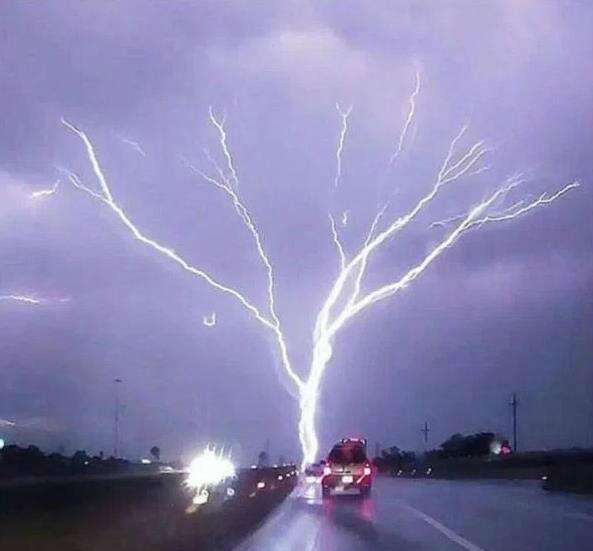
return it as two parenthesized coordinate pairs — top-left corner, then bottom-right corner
(397, 501), (488, 551)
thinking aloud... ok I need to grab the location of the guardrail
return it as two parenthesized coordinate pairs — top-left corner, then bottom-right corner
(231, 464), (298, 498)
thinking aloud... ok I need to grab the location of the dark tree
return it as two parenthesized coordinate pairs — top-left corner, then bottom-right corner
(150, 446), (160, 461)
(440, 432), (495, 457)
(258, 451), (269, 466)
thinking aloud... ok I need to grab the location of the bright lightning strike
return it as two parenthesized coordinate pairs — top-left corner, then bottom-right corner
(62, 117), (304, 396)
(30, 180), (60, 199)
(62, 118), (267, 320)
(203, 312), (216, 327)
(334, 103), (352, 188)
(296, 97), (576, 466)
(389, 70), (421, 165)
(60, 74), (580, 470)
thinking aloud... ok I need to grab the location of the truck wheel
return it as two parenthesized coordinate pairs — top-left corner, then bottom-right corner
(322, 486), (331, 499)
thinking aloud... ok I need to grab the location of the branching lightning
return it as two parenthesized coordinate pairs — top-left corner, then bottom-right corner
(62, 117), (304, 396)
(30, 179), (61, 199)
(294, 88), (576, 464)
(389, 70), (421, 165)
(61, 72), (579, 469)
(430, 198), (525, 229)
(208, 107), (239, 190)
(334, 103), (353, 188)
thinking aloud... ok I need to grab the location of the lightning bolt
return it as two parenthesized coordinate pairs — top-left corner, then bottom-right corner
(430, 198), (525, 229)
(62, 117), (304, 397)
(30, 179), (60, 199)
(296, 99), (576, 466)
(0, 295), (43, 304)
(186, 152), (298, 394)
(60, 74), (579, 470)
(334, 103), (352, 188)
(0, 294), (70, 305)
(389, 70), (421, 165)
(328, 213), (346, 271)
(203, 312), (216, 327)
(117, 135), (146, 157)
(208, 107), (239, 189)
(341, 210), (350, 226)
(465, 184), (579, 229)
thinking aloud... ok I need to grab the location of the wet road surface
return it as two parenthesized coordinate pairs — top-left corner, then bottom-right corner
(235, 477), (593, 550)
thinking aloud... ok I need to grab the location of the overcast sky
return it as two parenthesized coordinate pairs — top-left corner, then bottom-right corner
(1, 1), (592, 463)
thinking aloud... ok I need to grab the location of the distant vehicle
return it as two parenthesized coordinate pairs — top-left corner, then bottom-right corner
(321, 438), (372, 498)
(304, 461), (325, 478)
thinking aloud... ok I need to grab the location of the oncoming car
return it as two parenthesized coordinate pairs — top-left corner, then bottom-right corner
(321, 438), (373, 498)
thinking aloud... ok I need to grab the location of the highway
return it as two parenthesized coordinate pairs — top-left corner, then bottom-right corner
(236, 477), (593, 551)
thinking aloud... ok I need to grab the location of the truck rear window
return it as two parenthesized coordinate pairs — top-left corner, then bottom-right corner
(328, 444), (367, 464)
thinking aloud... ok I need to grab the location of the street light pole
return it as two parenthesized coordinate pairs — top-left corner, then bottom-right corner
(114, 378), (122, 458)
(509, 392), (518, 452)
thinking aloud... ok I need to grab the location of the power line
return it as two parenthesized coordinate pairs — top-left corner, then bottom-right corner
(421, 421), (431, 447)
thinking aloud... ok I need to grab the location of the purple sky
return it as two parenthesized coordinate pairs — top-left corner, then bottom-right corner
(1, 1), (592, 464)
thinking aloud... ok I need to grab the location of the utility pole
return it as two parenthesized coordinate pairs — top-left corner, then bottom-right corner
(509, 392), (518, 452)
(114, 378), (122, 458)
(421, 421), (431, 449)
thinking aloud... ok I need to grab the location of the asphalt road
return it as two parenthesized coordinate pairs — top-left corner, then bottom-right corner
(235, 476), (593, 551)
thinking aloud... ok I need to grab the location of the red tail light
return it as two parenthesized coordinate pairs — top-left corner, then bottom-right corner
(363, 466), (372, 476)
(323, 466), (332, 476)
